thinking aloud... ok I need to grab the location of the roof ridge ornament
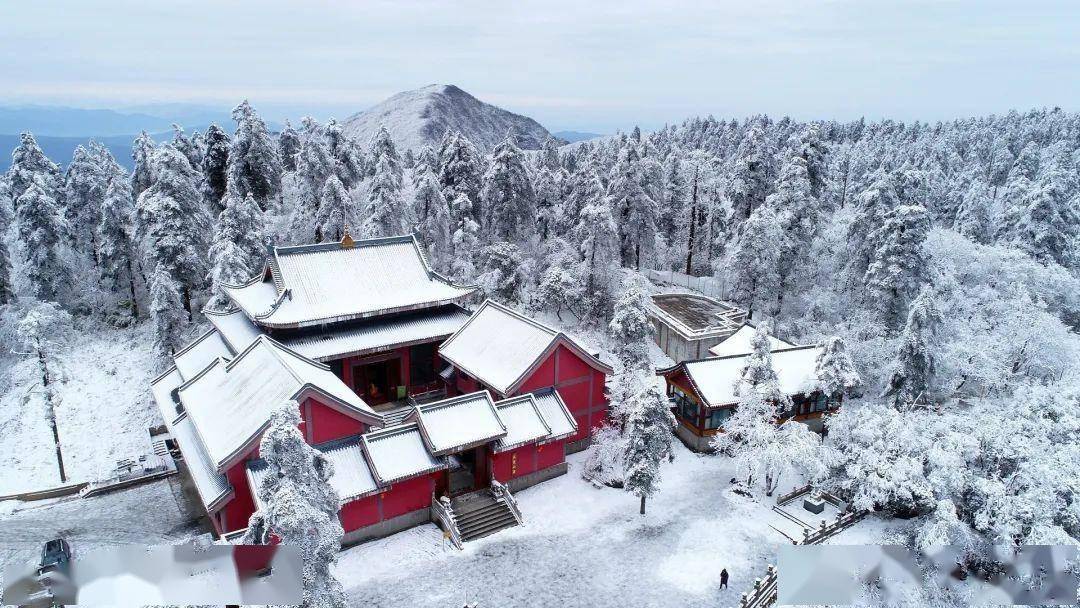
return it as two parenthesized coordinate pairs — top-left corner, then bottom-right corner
(341, 225), (356, 249)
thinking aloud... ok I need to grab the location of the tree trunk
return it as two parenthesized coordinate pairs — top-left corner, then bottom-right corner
(765, 473), (775, 497)
(639, 494), (646, 515)
(182, 286), (193, 320)
(38, 348), (66, 482)
(126, 259), (139, 320)
(685, 178), (699, 274)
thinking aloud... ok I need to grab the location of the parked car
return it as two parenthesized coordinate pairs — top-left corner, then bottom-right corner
(38, 539), (71, 575)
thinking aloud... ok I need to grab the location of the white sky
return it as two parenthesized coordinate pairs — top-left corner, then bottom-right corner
(3, 0), (1079, 132)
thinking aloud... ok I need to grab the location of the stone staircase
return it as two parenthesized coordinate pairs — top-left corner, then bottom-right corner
(451, 489), (521, 542)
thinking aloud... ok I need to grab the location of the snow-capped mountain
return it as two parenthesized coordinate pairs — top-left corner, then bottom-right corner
(343, 84), (561, 152)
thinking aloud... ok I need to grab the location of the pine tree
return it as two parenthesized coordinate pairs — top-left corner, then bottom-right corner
(810, 336), (862, 398)
(477, 241), (527, 304)
(200, 124), (231, 215)
(797, 124), (829, 199)
(290, 118), (335, 242)
(481, 136), (536, 243)
(623, 382), (676, 515)
(727, 123), (771, 223)
(608, 275), (653, 373)
(61, 144), (108, 264)
(207, 192), (266, 308)
(242, 404), (348, 608)
(228, 100), (282, 209)
(843, 170), (900, 295)
(864, 204), (930, 329)
(659, 151), (688, 260)
(997, 143), (1078, 267)
(7, 132), (61, 205)
(438, 132), (482, 218)
(412, 170), (452, 269)
(316, 176), (356, 242)
(325, 118), (364, 188)
(882, 288), (940, 408)
(130, 131), (156, 201)
(15, 302), (72, 481)
(767, 150), (818, 310)
(97, 177), (140, 318)
(607, 144), (658, 269)
(952, 176), (992, 244)
(728, 205), (783, 319)
(171, 124), (202, 170)
(16, 183), (69, 301)
(0, 236), (14, 305)
(367, 126), (402, 183)
(278, 120), (301, 172)
(449, 192), (480, 283)
(363, 152), (405, 238)
(573, 197), (620, 319)
(149, 262), (185, 368)
(533, 166), (561, 241)
(139, 144), (212, 315)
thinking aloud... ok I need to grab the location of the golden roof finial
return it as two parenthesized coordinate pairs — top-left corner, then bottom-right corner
(341, 224), (355, 249)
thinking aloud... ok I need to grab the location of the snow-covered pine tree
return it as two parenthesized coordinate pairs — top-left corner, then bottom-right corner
(864, 204), (930, 329)
(659, 150), (688, 266)
(477, 241), (528, 304)
(623, 382), (676, 514)
(149, 262), (185, 367)
(952, 175), (992, 244)
(200, 123), (231, 216)
(438, 131), (483, 215)
(810, 336), (862, 398)
(14, 301), (73, 481)
(97, 176), (140, 319)
(242, 403), (348, 608)
(0, 237), (13, 305)
(842, 170), (900, 295)
(534, 239), (585, 320)
(316, 176), (356, 242)
(7, 132), (61, 205)
(412, 170), (452, 269)
(130, 131), (156, 201)
(997, 142), (1078, 268)
(278, 119), (301, 172)
(797, 124), (829, 200)
(533, 165), (561, 241)
(362, 151), (406, 238)
(289, 118), (335, 242)
(606, 144), (658, 269)
(139, 144), (212, 315)
(572, 196), (620, 319)
(609, 275), (653, 374)
(882, 287), (940, 408)
(16, 183), (70, 302)
(449, 192), (480, 283)
(766, 149), (818, 310)
(727, 123), (772, 223)
(228, 100), (282, 209)
(539, 135), (561, 172)
(480, 135), (537, 244)
(61, 144), (108, 264)
(728, 205), (783, 320)
(207, 192), (266, 308)
(325, 118), (364, 188)
(367, 126), (403, 183)
(412, 145), (437, 183)
(171, 124), (202, 170)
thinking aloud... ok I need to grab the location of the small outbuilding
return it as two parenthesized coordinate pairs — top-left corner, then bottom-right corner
(648, 293), (747, 363)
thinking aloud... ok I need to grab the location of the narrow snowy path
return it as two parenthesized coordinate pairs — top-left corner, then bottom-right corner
(337, 446), (793, 608)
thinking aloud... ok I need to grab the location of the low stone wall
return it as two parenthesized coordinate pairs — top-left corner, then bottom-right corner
(341, 507), (431, 547)
(674, 423), (713, 452)
(566, 437), (592, 454)
(505, 462), (568, 493)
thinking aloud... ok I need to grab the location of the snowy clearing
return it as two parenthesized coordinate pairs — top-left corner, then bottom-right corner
(0, 321), (166, 494)
(335, 446), (899, 608)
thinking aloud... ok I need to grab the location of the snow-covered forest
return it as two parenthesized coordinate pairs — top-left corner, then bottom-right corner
(2, 101), (1080, 574)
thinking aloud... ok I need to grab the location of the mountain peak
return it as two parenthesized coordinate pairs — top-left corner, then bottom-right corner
(343, 85), (559, 152)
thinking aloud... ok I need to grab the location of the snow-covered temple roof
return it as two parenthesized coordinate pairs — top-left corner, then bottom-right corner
(205, 307), (264, 353)
(438, 300), (613, 396)
(707, 323), (795, 358)
(222, 235), (476, 329)
(361, 422), (447, 486)
(177, 336), (379, 471)
(246, 435), (379, 510)
(660, 345), (823, 408)
(172, 415), (233, 512)
(408, 391), (507, 456)
(531, 389), (578, 442)
(492, 395), (552, 453)
(280, 306), (471, 362)
(172, 329), (233, 381)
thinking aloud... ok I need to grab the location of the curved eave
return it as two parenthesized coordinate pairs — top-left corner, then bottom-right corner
(249, 290), (478, 330)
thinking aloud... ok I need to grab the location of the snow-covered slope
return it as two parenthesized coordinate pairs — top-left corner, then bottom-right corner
(343, 84), (561, 152)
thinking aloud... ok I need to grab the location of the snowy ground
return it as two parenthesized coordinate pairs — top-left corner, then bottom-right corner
(335, 446), (899, 608)
(0, 321), (167, 494)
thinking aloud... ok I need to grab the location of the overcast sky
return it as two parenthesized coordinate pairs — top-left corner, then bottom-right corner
(3, 1), (1079, 132)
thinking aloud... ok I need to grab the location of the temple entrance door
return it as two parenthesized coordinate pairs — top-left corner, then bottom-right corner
(353, 358), (401, 405)
(448, 445), (491, 497)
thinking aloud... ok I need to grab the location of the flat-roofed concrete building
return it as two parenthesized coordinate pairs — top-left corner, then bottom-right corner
(648, 293), (747, 363)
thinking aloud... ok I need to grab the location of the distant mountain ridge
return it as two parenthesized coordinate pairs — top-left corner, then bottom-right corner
(343, 84), (561, 152)
(553, 130), (602, 143)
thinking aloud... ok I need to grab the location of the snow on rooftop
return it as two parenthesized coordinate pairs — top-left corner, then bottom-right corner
(707, 324), (795, 358)
(411, 391), (507, 455)
(281, 306), (471, 362)
(150, 366), (185, 424)
(247, 435), (378, 511)
(493, 395), (552, 452)
(682, 345), (823, 407)
(532, 390), (578, 441)
(172, 330), (232, 381)
(361, 423), (446, 485)
(178, 337), (375, 470)
(438, 301), (560, 395)
(172, 415), (232, 511)
(206, 307), (264, 353)
(224, 236), (475, 328)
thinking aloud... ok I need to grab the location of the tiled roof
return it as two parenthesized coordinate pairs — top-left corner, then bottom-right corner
(280, 306), (470, 362)
(408, 391), (507, 456)
(492, 395), (551, 453)
(531, 389), (578, 442)
(247, 435), (378, 510)
(173, 329), (232, 381)
(707, 323), (795, 358)
(663, 345), (823, 408)
(361, 422), (447, 485)
(205, 307), (264, 353)
(172, 414), (232, 512)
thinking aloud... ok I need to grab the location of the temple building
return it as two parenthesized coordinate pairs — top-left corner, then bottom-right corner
(151, 234), (611, 546)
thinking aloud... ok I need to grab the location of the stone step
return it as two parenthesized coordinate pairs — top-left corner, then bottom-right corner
(460, 515), (519, 541)
(458, 509), (516, 534)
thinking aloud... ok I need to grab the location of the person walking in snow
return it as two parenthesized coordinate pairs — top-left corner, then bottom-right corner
(720, 568), (729, 590)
